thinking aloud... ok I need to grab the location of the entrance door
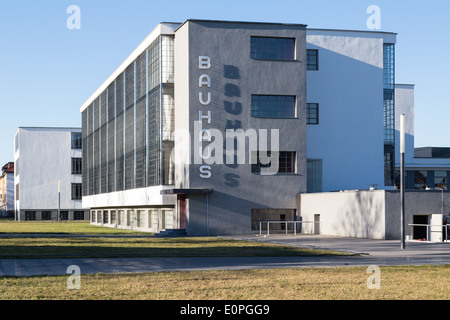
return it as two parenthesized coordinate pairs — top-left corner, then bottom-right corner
(314, 214), (321, 235)
(413, 215), (429, 240)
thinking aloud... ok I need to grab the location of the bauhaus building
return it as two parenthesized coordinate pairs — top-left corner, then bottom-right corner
(80, 20), (450, 238)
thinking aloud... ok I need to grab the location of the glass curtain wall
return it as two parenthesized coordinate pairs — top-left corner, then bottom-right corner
(82, 35), (175, 197)
(383, 43), (395, 186)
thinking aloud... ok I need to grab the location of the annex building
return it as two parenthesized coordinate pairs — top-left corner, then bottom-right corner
(14, 127), (89, 221)
(79, 19), (450, 239)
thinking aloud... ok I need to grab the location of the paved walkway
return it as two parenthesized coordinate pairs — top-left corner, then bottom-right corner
(1, 234), (450, 277)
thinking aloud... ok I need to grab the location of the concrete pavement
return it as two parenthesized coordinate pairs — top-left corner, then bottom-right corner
(1, 234), (450, 277)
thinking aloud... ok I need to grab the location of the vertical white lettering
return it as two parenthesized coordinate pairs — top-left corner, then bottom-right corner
(199, 56), (211, 69)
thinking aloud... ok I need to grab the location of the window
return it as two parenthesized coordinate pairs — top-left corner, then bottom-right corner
(74, 211), (85, 221)
(278, 151), (296, 174)
(60, 211), (68, 221)
(434, 171), (448, 190)
(307, 49), (319, 70)
(251, 209), (296, 231)
(71, 132), (82, 149)
(252, 151), (296, 174)
(307, 103), (319, 124)
(71, 183), (82, 200)
(71, 158), (82, 174)
(251, 95), (296, 118)
(414, 171), (427, 190)
(91, 210), (96, 223)
(110, 210), (116, 224)
(307, 159), (323, 193)
(103, 211), (109, 224)
(42, 211), (52, 221)
(25, 211), (36, 221)
(250, 36), (295, 60)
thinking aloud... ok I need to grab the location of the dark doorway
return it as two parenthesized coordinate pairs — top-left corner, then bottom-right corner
(413, 215), (429, 240)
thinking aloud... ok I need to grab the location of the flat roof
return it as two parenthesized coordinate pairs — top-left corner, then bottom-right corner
(308, 27), (397, 35)
(175, 19), (308, 31)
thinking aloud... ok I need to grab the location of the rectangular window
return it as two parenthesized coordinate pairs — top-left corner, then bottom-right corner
(71, 132), (82, 149)
(71, 183), (82, 200)
(250, 36), (295, 60)
(103, 211), (109, 224)
(307, 159), (323, 193)
(251, 95), (296, 118)
(25, 211), (36, 221)
(307, 49), (319, 70)
(307, 103), (319, 124)
(252, 151), (296, 174)
(42, 211), (52, 221)
(74, 211), (85, 221)
(91, 210), (96, 223)
(110, 210), (116, 224)
(251, 209), (296, 231)
(71, 158), (82, 174)
(60, 211), (69, 221)
(414, 170), (427, 190)
(434, 171), (447, 190)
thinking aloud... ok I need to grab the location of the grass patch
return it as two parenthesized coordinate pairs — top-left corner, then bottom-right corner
(1, 265), (450, 300)
(0, 237), (346, 259)
(0, 220), (148, 235)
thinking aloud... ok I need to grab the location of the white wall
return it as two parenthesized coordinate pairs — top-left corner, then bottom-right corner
(300, 190), (386, 239)
(15, 127), (83, 211)
(82, 185), (175, 208)
(306, 30), (394, 192)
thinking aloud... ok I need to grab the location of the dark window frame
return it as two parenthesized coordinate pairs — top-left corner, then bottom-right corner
(250, 36), (296, 61)
(71, 158), (82, 175)
(307, 103), (319, 125)
(71, 132), (82, 149)
(252, 151), (297, 175)
(71, 183), (82, 200)
(251, 95), (297, 119)
(307, 49), (319, 70)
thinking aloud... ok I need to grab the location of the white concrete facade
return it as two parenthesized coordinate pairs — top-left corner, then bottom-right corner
(14, 127), (88, 221)
(306, 29), (397, 192)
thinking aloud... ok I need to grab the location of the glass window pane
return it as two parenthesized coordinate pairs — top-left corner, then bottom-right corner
(251, 37), (295, 60)
(251, 95), (296, 118)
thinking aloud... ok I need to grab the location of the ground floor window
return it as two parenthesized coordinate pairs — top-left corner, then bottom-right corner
(74, 211), (85, 220)
(60, 211), (69, 221)
(25, 211), (36, 221)
(42, 211), (52, 221)
(251, 209), (296, 231)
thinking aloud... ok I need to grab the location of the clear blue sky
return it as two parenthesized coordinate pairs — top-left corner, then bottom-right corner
(0, 0), (449, 167)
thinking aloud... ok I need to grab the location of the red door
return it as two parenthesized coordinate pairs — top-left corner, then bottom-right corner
(179, 194), (186, 229)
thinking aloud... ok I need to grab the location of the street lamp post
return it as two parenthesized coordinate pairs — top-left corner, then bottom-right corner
(400, 114), (406, 249)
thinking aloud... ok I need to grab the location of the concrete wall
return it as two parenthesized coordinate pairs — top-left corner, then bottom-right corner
(175, 20), (307, 235)
(301, 189), (450, 240)
(306, 30), (394, 192)
(300, 190), (386, 239)
(385, 190), (450, 240)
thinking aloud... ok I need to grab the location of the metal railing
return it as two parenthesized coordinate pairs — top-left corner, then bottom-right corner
(258, 220), (322, 236)
(407, 223), (450, 242)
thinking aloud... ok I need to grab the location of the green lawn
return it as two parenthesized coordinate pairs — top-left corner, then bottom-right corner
(0, 220), (347, 258)
(2, 265), (450, 300)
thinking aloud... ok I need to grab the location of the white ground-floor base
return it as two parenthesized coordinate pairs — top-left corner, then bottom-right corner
(89, 206), (176, 233)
